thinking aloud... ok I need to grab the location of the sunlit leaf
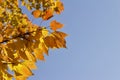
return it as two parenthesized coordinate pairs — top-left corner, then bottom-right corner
(13, 64), (33, 77)
(25, 50), (36, 62)
(42, 28), (49, 37)
(22, 60), (37, 69)
(50, 20), (64, 31)
(34, 48), (45, 61)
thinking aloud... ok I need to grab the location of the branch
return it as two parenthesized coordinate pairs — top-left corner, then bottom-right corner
(0, 27), (42, 43)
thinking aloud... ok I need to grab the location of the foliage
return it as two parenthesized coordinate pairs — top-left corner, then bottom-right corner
(0, 0), (67, 80)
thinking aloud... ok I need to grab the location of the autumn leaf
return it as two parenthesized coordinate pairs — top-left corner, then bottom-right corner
(53, 31), (68, 38)
(18, 50), (28, 60)
(25, 50), (36, 62)
(52, 31), (67, 48)
(44, 35), (57, 48)
(34, 48), (45, 61)
(50, 20), (64, 31)
(41, 42), (49, 55)
(12, 64), (33, 77)
(55, 1), (64, 14)
(44, 31), (67, 48)
(42, 28), (49, 37)
(32, 10), (41, 18)
(22, 60), (37, 69)
(42, 9), (53, 20)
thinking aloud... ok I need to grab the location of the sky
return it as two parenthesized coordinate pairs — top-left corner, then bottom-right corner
(24, 0), (120, 80)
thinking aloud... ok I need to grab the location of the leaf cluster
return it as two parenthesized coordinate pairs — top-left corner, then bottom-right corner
(0, 0), (67, 80)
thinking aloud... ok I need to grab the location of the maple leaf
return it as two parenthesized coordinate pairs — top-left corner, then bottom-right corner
(50, 20), (64, 31)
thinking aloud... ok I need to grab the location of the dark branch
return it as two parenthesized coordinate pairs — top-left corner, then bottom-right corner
(0, 27), (42, 43)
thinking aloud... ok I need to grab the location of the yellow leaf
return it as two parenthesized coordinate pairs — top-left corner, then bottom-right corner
(22, 18), (27, 25)
(34, 48), (45, 61)
(22, 60), (37, 69)
(55, 1), (64, 14)
(32, 10), (41, 18)
(2, 71), (13, 80)
(42, 28), (48, 37)
(50, 20), (64, 31)
(25, 50), (36, 62)
(13, 64), (33, 77)
(41, 42), (49, 55)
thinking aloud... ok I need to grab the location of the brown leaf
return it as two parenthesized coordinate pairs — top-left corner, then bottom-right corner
(44, 36), (57, 48)
(52, 31), (67, 48)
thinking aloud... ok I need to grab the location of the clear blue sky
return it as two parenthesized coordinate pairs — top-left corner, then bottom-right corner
(26, 0), (120, 80)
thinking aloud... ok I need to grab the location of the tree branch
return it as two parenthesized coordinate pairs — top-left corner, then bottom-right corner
(0, 27), (42, 43)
